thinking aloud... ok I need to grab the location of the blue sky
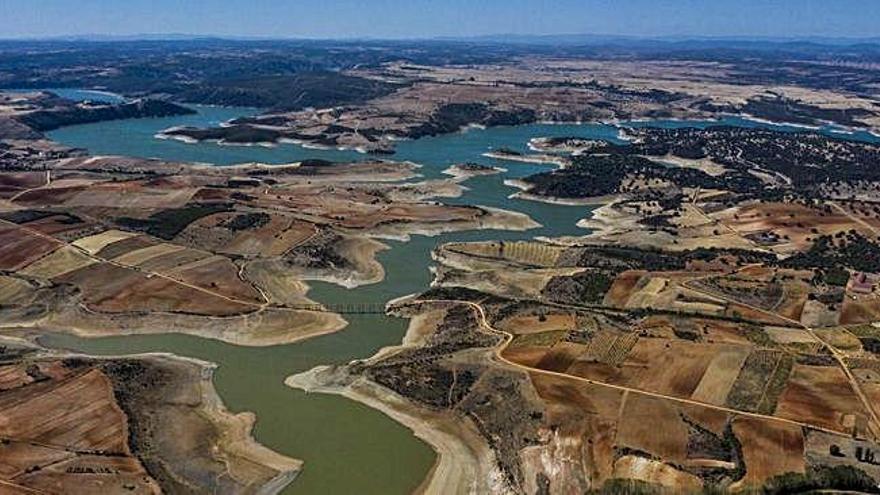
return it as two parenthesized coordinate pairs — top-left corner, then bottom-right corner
(3, 0), (878, 40)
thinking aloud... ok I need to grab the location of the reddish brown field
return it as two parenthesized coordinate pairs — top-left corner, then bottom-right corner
(638, 316), (755, 346)
(12, 184), (89, 205)
(534, 341), (586, 372)
(718, 202), (872, 253)
(226, 218), (315, 257)
(731, 416), (805, 490)
(501, 345), (548, 368)
(496, 313), (577, 334)
(840, 297), (880, 325)
(21, 213), (100, 239)
(774, 285), (810, 322)
(62, 179), (197, 209)
(180, 211), (317, 257)
(603, 270), (646, 307)
(172, 255), (264, 304)
(0, 172), (46, 198)
(530, 373), (624, 487)
(574, 339), (719, 399)
(616, 393), (690, 463)
(775, 364), (874, 435)
(622, 340), (720, 398)
(680, 403), (730, 435)
(566, 359), (621, 385)
(0, 368), (128, 453)
(0, 361), (158, 494)
(0, 224), (59, 270)
(58, 262), (253, 315)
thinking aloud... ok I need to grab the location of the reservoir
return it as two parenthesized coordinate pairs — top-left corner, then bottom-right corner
(42, 104), (879, 493)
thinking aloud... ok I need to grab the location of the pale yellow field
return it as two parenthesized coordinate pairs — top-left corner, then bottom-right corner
(112, 243), (186, 267)
(613, 455), (702, 492)
(0, 276), (32, 303)
(20, 245), (96, 279)
(73, 230), (137, 255)
(813, 327), (863, 351)
(766, 326), (818, 345)
(690, 346), (751, 405)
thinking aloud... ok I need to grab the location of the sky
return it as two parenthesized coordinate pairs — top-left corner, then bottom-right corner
(2, 0), (879, 40)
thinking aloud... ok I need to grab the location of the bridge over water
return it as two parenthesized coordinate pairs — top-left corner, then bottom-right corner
(289, 303), (388, 314)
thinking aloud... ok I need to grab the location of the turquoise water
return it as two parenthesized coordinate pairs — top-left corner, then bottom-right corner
(48, 107), (879, 171)
(5, 88), (126, 104)
(41, 106), (878, 494)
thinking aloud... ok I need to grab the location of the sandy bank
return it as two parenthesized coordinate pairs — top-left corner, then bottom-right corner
(286, 365), (502, 495)
(168, 353), (303, 494)
(504, 178), (617, 206)
(648, 153), (728, 176)
(25, 342), (303, 495)
(291, 236), (389, 289)
(442, 164), (506, 180)
(528, 136), (608, 155)
(34, 304), (348, 347)
(364, 205), (540, 242)
(482, 151), (567, 167)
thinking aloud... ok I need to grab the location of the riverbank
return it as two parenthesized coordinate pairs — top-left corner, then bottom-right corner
(30, 305), (349, 347)
(6, 332), (304, 494)
(482, 150), (568, 167)
(364, 206), (541, 242)
(287, 365), (503, 495)
(505, 178), (618, 206)
(442, 163), (506, 180)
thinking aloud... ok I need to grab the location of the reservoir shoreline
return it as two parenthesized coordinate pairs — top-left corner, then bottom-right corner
(38, 103), (880, 493)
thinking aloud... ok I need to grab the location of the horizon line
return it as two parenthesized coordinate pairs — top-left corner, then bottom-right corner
(3, 32), (880, 44)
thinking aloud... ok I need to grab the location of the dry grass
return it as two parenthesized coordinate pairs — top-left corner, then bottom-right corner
(690, 346), (751, 405)
(775, 364), (875, 435)
(19, 245), (96, 279)
(730, 416), (805, 490)
(72, 229), (137, 255)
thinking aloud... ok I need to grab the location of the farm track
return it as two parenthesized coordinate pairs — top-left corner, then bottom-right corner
(682, 279), (880, 439)
(8, 171), (51, 203)
(0, 217), (347, 320)
(702, 207), (880, 437)
(830, 201), (880, 237)
(417, 298), (861, 439)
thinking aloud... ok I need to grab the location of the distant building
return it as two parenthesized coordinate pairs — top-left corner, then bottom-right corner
(849, 272), (877, 295)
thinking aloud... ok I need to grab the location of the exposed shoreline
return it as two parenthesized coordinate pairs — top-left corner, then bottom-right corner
(25, 340), (304, 495)
(504, 178), (617, 206)
(28, 307), (349, 347)
(159, 352), (304, 493)
(284, 298), (511, 494)
(363, 205), (541, 242)
(286, 365), (502, 495)
(290, 236), (390, 289)
(482, 151), (568, 167)
(441, 163), (506, 180)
